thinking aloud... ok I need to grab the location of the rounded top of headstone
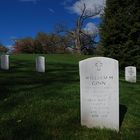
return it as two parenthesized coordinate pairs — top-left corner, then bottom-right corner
(1, 54), (9, 57)
(79, 57), (118, 65)
(37, 56), (45, 59)
(125, 66), (136, 69)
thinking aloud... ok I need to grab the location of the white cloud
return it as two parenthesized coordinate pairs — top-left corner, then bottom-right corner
(83, 22), (98, 37)
(48, 8), (55, 14)
(6, 45), (12, 48)
(68, 0), (106, 18)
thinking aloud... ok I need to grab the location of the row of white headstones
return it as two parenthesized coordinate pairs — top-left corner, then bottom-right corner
(0, 55), (137, 132)
(0, 55), (45, 72)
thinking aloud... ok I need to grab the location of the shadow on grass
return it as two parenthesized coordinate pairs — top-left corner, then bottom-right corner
(0, 60), (79, 100)
(0, 118), (45, 140)
(0, 59), (82, 139)
(119, 104), (127, 128)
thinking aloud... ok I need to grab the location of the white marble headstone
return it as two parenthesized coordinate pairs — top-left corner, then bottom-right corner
(125, 66), (136, 83)
(79, 57), (119, 131)
(36, 56), (45, 72)
(1, 55), (9, 70)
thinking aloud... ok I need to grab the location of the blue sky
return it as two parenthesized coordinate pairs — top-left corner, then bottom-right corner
(0, 0), (103, 47)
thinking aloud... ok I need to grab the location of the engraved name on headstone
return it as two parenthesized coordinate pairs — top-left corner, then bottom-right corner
(0, 55), (9, 70)
(125, 66), (136, 83)
(36, 56), (45, 72)
(79, 57), (119, 131)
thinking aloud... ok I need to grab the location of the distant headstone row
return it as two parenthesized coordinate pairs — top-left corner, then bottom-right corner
(0, 55), (46, 73)
(0, 55), (137, 81)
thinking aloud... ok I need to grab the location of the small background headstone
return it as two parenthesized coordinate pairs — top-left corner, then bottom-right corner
(125, 66), (136, 83)
(1, 55), (9, 70)
(36, 56), (45, 72)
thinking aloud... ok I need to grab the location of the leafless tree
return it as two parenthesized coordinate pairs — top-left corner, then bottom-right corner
(55, 3), (102, 54)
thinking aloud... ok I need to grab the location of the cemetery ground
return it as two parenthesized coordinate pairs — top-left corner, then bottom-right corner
(0, 54), (139, 140)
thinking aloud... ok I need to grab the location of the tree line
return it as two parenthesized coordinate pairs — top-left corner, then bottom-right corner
(12, 32), (97, 54)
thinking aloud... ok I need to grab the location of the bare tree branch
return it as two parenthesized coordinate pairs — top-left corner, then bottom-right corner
(54, 2), (100, 54)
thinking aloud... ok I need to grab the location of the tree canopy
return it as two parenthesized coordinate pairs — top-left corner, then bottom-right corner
(12, 32), (69, 54)
(100, 0), (140, 69)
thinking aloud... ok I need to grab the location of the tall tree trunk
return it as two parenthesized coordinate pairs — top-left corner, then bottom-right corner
(75, 34), (81, 54)
(75, 20), (82, 55)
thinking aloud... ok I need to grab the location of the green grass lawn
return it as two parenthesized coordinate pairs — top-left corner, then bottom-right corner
(0, 54), (139, 140)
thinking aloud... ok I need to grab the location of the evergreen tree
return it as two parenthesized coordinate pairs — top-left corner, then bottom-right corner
(100, 0), (140, 70)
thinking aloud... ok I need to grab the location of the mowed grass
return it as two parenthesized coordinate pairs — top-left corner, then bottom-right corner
(0, 54), (139, 140)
